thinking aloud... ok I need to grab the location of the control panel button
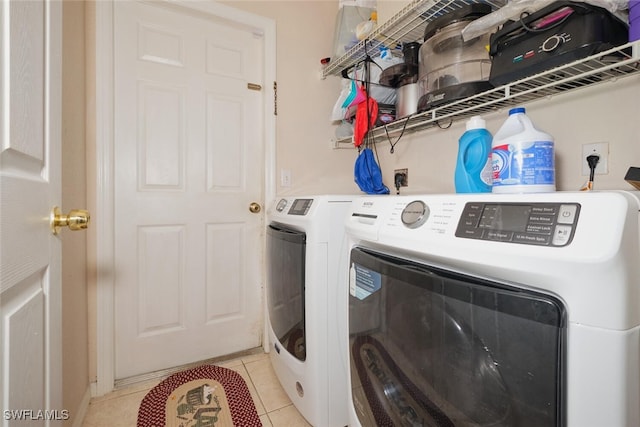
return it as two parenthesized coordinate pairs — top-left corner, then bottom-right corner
(465, 203), (484, 213)
(552, 225), (573, 246)
(528, 214), (555, 224)
(525, 224), (553, 235)
(542, 35), (563, 52)
(557, 204), (578, 224)
(513, 233), (551, 245)
(458, 228), (484, 239)
(275, 199), (288, 212)
(485, 230), (514, 242)
(462, 218), (479, 228)
(531, 205), (557, 215)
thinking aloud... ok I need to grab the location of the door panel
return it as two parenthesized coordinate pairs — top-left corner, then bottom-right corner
(0, 0), (62, 424)
(137, 225), (185, 336)
(114, 1), (264, 379)
(137, 83), (185, 189)
(3, 274), (46, 416)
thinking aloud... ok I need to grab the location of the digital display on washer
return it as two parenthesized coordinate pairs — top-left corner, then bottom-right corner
(456, 202), (580, 247)
(478, 204), (532, 231)
(288, 198), (313, 215)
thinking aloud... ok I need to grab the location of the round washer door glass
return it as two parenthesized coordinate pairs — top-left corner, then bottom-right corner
(401, 200), (430, 228)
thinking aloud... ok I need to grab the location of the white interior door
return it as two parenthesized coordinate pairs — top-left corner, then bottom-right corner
(0, 1), (63, 425)
(114, 0), (265, 379)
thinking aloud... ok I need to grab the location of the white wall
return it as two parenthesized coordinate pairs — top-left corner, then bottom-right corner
(226, 0), (640, 196)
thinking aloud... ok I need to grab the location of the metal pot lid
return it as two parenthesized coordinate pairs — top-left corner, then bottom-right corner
(423, 3), (492, 42)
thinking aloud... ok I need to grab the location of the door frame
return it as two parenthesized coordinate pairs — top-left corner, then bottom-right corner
(92, 0), (276, 396)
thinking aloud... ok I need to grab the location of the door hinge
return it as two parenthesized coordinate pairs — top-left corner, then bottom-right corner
(247, 82), (262, 91)
(273, 81), (277, 116)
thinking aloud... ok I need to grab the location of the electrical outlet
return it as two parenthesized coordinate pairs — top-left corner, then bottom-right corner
(582, 142), (609, 176)
(280, 169), (292, 187)
(394, 168), (408, 187)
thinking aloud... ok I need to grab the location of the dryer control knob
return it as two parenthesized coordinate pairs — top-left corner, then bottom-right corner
(401, 200), (430, 229)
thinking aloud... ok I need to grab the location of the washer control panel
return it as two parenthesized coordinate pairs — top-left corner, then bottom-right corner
(455, 202), (580, 247)
(274, 198), (314, 215)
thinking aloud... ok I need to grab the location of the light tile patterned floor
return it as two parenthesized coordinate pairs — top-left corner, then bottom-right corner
(82, 352), (311, 427)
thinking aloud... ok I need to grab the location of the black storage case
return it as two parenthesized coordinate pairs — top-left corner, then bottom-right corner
(489, 1), (628, 86)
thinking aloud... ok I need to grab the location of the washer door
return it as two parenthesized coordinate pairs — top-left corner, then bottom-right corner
(266, 224), (307, 361)
(348, 247), (566, 427)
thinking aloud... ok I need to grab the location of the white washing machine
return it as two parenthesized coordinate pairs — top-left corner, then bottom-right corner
(342, 191), (640, 427)
(266, 195), (353, 427)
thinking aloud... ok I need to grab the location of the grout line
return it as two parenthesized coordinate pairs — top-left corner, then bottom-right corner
(264, 409), (275, 427)
(242, 358), (271, 417)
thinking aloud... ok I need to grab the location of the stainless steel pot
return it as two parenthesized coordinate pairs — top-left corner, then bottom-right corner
(396, 82), (420, 118)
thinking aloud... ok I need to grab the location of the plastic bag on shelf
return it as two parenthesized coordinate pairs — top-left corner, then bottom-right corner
(330, 75), (378, 122)
(331, 79), (352, 122)
(331, 5), (375, 60)
(462, 0), (554, 41)
(462, 0), (629, 42)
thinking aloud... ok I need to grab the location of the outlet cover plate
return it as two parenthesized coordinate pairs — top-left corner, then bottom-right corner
(280, 169), (292, 187)
(582, 142), (608, 176)
(394, 168), (408, 187)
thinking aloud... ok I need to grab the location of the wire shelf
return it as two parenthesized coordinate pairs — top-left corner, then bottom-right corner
(323, 0), (505, 78)
(333, 41), (640, 148)
(326, 0), (640, 149)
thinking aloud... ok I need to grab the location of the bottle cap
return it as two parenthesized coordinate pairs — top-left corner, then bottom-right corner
(466, 116), (486, 130)
(509, 107), (526, 115)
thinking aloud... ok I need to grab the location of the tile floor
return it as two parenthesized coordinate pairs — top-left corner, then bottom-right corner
(82, 352), (311, 427)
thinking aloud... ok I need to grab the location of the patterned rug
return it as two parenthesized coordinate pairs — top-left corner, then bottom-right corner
(137, 365), (262, 427)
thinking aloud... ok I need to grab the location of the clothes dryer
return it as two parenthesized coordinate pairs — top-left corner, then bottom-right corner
(266, 195), (353, 427)
(342, 191), (640, 427)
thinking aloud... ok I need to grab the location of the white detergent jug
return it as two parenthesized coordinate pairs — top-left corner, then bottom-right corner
(491, 107), (555, 193)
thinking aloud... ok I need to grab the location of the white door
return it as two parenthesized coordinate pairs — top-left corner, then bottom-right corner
(0, 1), (63, 425)
(114, 1), (265, 379)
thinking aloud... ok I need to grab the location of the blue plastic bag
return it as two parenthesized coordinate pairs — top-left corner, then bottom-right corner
(354, 148), (390, 194)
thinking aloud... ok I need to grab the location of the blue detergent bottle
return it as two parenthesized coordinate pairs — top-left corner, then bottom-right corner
(455, 116), (493, 193)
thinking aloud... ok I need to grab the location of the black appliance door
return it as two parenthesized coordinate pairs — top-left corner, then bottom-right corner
(267, 223), (306, 361)
(349, 247), (566, 427)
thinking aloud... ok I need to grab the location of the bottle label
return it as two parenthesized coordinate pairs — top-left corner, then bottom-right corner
(492, 141), (555, 187)
(481, 154), (493, 186)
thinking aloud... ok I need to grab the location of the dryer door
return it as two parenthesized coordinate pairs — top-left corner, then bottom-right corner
(267, 224), (307, 361)
(348, 247), (566, 427)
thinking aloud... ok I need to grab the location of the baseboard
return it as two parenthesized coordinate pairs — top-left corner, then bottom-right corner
(71, 385), (92, 427)
(114, 346), (265, 390)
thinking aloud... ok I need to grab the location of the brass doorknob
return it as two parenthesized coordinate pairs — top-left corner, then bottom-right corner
(50, 206), (91, 235)
(249, 202), (262, 214)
